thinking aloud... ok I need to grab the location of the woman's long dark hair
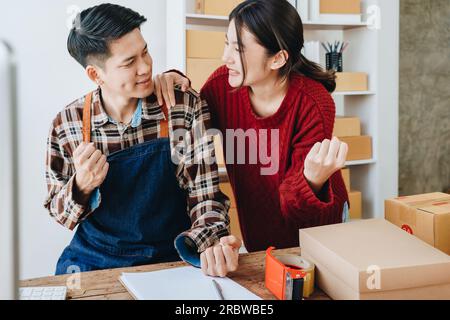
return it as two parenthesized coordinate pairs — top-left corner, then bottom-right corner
(230, 0), (336, 92)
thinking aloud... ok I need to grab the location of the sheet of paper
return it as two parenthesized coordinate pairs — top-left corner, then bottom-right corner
(120, 266), (262, 300)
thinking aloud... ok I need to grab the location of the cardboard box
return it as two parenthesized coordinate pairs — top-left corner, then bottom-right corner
(339, 136), (372, 161)
(348, 190), (361, 219)
(228, 207), (243, 240)
(341, 168), (350, 192)
(186, 58), (223, 91)
(320, 0), (361, 14)
(299, 219), (450, 299)
(195, 0), (205, 13)
(186, 30), (225, 59)
(213, 134), (225, 168)
(196, 0), (243, 16)
(219, 182), (242, 240)
(335, 72), (368, 92)
(333, 117), (361, 137)
(219, 182), (236, 207)
(385, 192), (450, 255)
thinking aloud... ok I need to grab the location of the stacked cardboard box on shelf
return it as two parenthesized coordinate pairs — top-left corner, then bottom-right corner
(186, 29), (224, 58)
(214, 134), (243, 240)
(195, 0), (243, 16)
(196, 0), (297, 16)
(339, 135), (372, 161)
(220, 181), (243, 240)
(335, 72), (368, 92)
(333, 116), (372, 161)
(311, 0), (362, 23)
(341, 168), (350, 191)
(333, 116), (368, 220)
(348, 191), (362, 220)
(340, 167), (361, 220)
(333, 116), (360, 137)
(186, 30), (225, 91)
(319, 0), (361, 14)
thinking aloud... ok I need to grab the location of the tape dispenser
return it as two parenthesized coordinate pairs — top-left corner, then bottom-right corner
(265, 247), (315, 300)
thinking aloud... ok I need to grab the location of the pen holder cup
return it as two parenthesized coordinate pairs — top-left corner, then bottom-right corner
(326, 52), (343, 72)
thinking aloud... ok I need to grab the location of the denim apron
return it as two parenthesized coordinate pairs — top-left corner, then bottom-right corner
(55, 92), (191, 275)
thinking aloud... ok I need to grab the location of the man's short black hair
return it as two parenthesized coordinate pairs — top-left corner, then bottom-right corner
(67, 3), (147, 68)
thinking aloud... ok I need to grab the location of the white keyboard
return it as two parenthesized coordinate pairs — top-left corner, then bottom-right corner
(19, 286), (67, 300)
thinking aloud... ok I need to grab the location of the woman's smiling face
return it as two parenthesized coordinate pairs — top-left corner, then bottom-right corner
(222, 19), (273, 88)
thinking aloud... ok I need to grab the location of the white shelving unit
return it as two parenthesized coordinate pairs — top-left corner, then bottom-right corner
(166, 0), (399, 219)
(186, 13), (370, 30)
(332, 91), (375, 96)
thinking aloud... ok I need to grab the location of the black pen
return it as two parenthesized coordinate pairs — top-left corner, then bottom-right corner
(329, 42), (334, 52)
(212, 279), (225, 300)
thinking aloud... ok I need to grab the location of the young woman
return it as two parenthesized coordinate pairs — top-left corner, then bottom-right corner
(154, 0), (349, 253)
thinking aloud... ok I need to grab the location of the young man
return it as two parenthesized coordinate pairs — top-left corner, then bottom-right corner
(44, 3), (241, 276)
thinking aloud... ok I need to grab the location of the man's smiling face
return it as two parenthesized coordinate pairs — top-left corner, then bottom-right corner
(95, 28), (154, 99)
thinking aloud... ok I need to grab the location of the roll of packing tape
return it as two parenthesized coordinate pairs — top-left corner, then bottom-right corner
(265, 247), (315, 299)
(275, 253), (315, 298)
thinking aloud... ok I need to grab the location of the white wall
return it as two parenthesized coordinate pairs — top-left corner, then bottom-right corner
(0, 0), (168, 280)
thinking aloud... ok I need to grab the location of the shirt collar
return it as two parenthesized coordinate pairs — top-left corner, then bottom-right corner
(90, 88), (166, 129)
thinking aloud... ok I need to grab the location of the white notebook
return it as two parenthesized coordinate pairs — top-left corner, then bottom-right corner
(119, 266), (262, 300)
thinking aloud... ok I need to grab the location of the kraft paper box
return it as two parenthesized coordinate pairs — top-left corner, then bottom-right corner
(219, 182), (243, 239)
(186, 58), (223, 91)
(196, 0), (243, 16)
(333, 117), (361, 137)
(341, 168), (350, 191)
(339, 136), (372, 161)
(213, 134), (225, 168)
(299, 219), (450, 300)
(385, 192), (450, 255)
(348, 190), (361, 219)
(186, 30), (225, 59)
(320, 0), (361, 14)
(195, 0), (204, 13)
(335, 72), (368, 92)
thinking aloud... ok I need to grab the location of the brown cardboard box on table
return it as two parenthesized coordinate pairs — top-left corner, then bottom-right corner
(385, 192), (450, 255)
(196, 0), (243, 16)
(320, 0), (361, 14)
(335, 72), (368, 92)
(299, 219), (450, 300)
(339, 136), (372, 161)
(333, 117), (361, 137)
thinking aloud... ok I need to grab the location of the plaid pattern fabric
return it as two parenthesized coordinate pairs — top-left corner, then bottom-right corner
(44, 87), (230, 253)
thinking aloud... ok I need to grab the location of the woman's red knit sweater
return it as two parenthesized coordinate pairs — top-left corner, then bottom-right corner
(201, 66), (349, 252)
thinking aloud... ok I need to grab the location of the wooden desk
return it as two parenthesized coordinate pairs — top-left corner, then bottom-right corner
(20, 247), (330, 300)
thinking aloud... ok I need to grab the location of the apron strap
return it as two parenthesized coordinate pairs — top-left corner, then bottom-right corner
(160, 104), (169, 138)
(82, 92), (170, 141)
(82, 92), (93, 143)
